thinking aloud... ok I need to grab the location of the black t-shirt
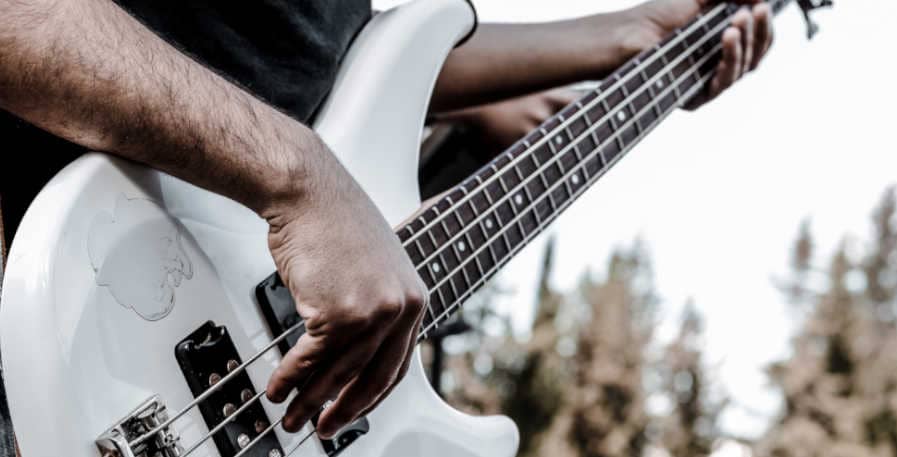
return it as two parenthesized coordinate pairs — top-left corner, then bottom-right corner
(0, 0), (371, 247)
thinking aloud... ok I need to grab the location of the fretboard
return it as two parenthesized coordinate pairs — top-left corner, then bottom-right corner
(402, 0), (793, 340)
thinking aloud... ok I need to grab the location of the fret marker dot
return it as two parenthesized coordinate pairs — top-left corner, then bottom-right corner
(432, 262), (441, 273)
(457, 241), (466, 252)
(572, 174), (581, 185)
(555, 136), (564, 145)
(656, 80), (664, 89)
(617, 111), (627, 122)
(485, 218), (494, 230)
(514, 194), (524, 206)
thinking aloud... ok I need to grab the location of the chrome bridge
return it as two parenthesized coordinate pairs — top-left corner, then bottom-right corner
(95, 396), (183, 457)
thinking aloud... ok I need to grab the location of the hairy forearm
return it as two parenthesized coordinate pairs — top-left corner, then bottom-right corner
(0, 0), (333, 216)
(431, 8), (653, 112)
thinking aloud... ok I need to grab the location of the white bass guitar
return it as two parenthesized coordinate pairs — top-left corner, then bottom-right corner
(0, 0), (828, 456)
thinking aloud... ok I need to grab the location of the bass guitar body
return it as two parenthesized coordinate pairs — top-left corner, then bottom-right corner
(0, 0), (519, 456)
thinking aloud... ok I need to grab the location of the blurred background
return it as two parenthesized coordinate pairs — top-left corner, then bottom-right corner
(380, 0), (897, 455)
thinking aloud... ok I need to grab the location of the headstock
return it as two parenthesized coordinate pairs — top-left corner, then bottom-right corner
(796, 0), (833, 39)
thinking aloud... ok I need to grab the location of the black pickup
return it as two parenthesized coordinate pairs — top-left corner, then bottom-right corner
(175, 321), (284, 457)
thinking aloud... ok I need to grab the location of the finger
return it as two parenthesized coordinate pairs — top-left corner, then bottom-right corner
(314, 332), (411, 437)
(545, 90), (579, 110)
(315, 307), (423, 437)
(751, 3), (773, 69)
(339, 305), (422, 424)
(280, 335), (382, 432)
(708, 27), (742, 99)
(731, 9), (754, 77)
(266, 333), (329, 403)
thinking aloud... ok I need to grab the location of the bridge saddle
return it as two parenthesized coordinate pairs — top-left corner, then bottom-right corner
(95, 396), (182, 457)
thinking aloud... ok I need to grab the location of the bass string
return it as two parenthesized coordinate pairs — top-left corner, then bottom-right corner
(417, 18), (732, 337)
(408, 7), (731, 285)
(128, 321), (306, 448)
(397, 3), (730, 249)
(418, 39), (725, 339)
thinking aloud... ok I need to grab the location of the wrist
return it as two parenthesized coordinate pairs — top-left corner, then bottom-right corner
(575, 9), (660, 79)
(249, 123), (319, 224)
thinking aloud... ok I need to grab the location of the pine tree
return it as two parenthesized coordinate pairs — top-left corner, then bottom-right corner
(657, 302), (726, 457)
(443, 238), (725, 457)
(756, 188), (897, 457)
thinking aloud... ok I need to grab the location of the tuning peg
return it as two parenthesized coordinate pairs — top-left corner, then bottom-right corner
(796, 0), (834, 40)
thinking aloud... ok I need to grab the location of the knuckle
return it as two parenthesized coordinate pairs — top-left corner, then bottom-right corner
(404, 288), (428, 313)
(327, 408), (356, 428)
(293, 356), (316, 373)
(373, 296), (403, 322)
(333, 368), (360, 388)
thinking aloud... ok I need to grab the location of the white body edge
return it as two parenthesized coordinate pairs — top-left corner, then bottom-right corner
(0, 0), (520, 456)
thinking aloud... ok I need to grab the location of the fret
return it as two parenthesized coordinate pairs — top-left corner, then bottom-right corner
(565, 106), (589, 143)
(542, 127), (572, 204)
(471, 176), (503, 271)
(682, 33), (703, 86)
(492, 164), (508, 194)
(641, 66), (664, 120)
(442, 264), (461, 306)
(400, 224), (415, 244)
(431, 230), (460, 280)
(570, 102), (589, 166)
(404, 232), (425, 265)
(580, 105), (605, 178)
(447, 242), (473, 293)
(422, 300), (437, 324)
(599, 95), (627, 155)
(617, 79), (642, 136)
(489, 167), (517, 238)
(422, 265), (445, 324)
(480, 217), (501, 266)
(447, 195), (485, 286)
(513, 194), (530, 240)
(562, 118), (590, 200)
(529, 150), (557, 212)
(429, 265), (449, 321)
(531, 188), (554, 227)
(552, 140), (575, 202)
(413, 238), (434, 283)
(425, 227), (442, 262)
(469, 181), (490, 217)
(657, 50), (683, 101)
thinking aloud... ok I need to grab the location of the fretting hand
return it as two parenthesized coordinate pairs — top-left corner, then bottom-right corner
(629, 0), (774, 108)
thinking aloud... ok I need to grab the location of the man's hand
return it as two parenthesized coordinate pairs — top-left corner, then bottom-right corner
(263, 136), (428, 437)
(630, 0), (774, 108)
(435, 89), (579, 156)
(432, 0), (774, 114)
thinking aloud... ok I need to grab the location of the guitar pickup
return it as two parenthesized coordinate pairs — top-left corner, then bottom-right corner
(175, 321), (284, 457)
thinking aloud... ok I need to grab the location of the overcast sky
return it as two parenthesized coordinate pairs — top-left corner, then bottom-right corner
(376, 0), (896, 439)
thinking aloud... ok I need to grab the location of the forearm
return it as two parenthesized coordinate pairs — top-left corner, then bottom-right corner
(0, 0), (332, 217)
(431, 8), (651, 112)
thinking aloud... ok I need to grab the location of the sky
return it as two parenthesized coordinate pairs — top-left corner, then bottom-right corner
(376, 0), (897, 440)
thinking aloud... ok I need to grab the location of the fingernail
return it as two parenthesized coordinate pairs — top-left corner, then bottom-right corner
(267, 390), (285, 403)
(317, 426), (336, 439)
(283, 417), (298, 433)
